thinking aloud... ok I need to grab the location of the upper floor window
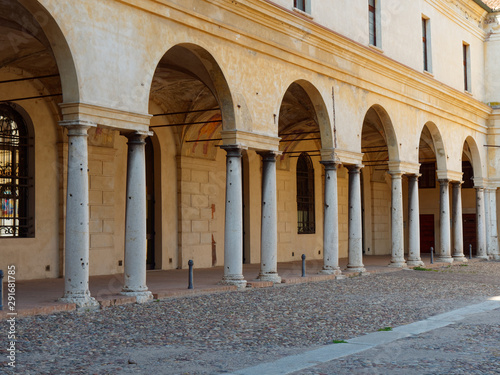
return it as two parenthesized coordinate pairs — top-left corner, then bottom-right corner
(294, 0), (310, 14)
(422, 16), (432, 72)
(0, 105), (34, 237)
(463, 42), (471, 92)
(296, 152), (315, 234)
(369, 0), (381, 47)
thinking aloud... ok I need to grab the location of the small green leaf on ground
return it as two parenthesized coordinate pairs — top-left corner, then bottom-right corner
(332, 340), (348, 344)
(377, 327), (392, 332)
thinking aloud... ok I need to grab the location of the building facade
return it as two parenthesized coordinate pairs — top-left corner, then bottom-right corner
(1, 0), (500, 306)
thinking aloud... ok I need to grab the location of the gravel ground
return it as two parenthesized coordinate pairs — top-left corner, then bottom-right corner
(1, 261), (500, 374)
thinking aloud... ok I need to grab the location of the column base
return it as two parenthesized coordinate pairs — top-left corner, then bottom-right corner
(388, 260), (407, 268)
(257, 272), (281, 284)
(490, 254), (500, 261)
(60, 293), (99, 309)
(436, 257), (454, 263)
(121, 290), (153, 304)
(346, 265), (366, 273)
(452, 256), (468, 262)
(475, 255), (489, 260)
(319, 267), (342, 276)
(407, 260), (425, 267)
(220, 276), (247, 289)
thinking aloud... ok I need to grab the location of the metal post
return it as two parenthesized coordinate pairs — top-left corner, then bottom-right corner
(301, 254), (306, 277)
(430, 247), (434, 264)
(469, 244), (472, 260)
(188, 260), (194, 290)
(0, 270), (3, 310)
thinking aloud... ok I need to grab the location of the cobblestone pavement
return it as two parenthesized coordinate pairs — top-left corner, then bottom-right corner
(1, 261), (500, 374)
(289, 308), (500, 375)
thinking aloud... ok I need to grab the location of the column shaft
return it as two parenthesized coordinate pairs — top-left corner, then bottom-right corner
(484, 189), (492, 255)
(258, 152), (280, 283)
(488, 188), (500, 260)
(122, 132), (153, 303)
(476, 187), (488, 259)
(60, 121), (98, 308)
(437, 179), (453, 263)
(221, 146), (246, 287)
(347, 165), (365, 272)
(320, 161), (341, 275)
(388, 172), (406, 268)
(407, 175), (424, 266)
(452, 182), (467, 262)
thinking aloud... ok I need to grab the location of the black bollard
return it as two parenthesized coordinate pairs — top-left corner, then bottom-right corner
(469, 244), (472, 260)
(430, 247), (434, 264)
(188, 260), (194, 290)
(301, 254), (306, 277)
(0, 270), (3, 310)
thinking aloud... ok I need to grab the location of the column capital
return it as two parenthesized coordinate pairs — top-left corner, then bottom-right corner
(438, 179), (450, 185)
(407, 173), (421, 181)
(388, 170), (404, 178)
(59, 120), (97, 135)
(257, 150), (281, 162)
(451, 180), (464, 186)
(346, 164), (364, 173)
(320, 160), (341, 170)
(124, 131), (153, 144)
(221, 144), (245, 157)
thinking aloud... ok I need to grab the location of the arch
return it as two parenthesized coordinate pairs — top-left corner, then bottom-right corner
(15, 0), (80, 102)
(418, 121), (447, 172)
(147, 43), (236, 131)
(361, 104), (399, 162)
(276, 79), (333, 150)
(462, 135), (483, 181)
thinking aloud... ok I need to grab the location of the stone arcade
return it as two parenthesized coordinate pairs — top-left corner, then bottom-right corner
(1, 0), (500, 307)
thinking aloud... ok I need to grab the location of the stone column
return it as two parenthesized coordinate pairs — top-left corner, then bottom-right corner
(476, 187), (488, 259)
(487, 188), (500, 260)
(484, 189), (492, 256)
(257, 152), (281, 283)
(388, 172), (406, 268)
(451, 181), (467, 262)
(347, 165), (366, 272)
(121, 132), (153, 303)
(436, 179), (453, 263)
(407, 174), (424, 267)
(221, 146), (247, 287)
(320, 161), (341, 275)
(59, 121), (98, 308)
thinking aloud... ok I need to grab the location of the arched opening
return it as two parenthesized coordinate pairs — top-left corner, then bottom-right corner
(0, 1), (78, 279)
(417, 124), (440, 254)
(360, 105), (398, 256)
(276, 81), (328, 261)
(461, 137), (482, 256)
(148, 44), (235, 270)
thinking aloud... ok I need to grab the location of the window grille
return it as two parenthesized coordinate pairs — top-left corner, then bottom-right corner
(0, 105), (32, 237)
(294, 0), (306, 12)
(297, 152), (315, 234)
(369, 0), (377, 46)
(418, 162), (436, 189)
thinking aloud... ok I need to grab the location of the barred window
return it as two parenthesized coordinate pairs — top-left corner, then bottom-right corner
(297, 152), (315, 234)
(0, 105), (33, 237)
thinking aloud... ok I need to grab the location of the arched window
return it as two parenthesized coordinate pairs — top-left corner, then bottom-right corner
(296, 152), (315, 234)
(0, 105), (33, 237)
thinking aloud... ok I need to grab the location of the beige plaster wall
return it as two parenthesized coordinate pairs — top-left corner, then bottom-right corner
(0, 75), (60, 280)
